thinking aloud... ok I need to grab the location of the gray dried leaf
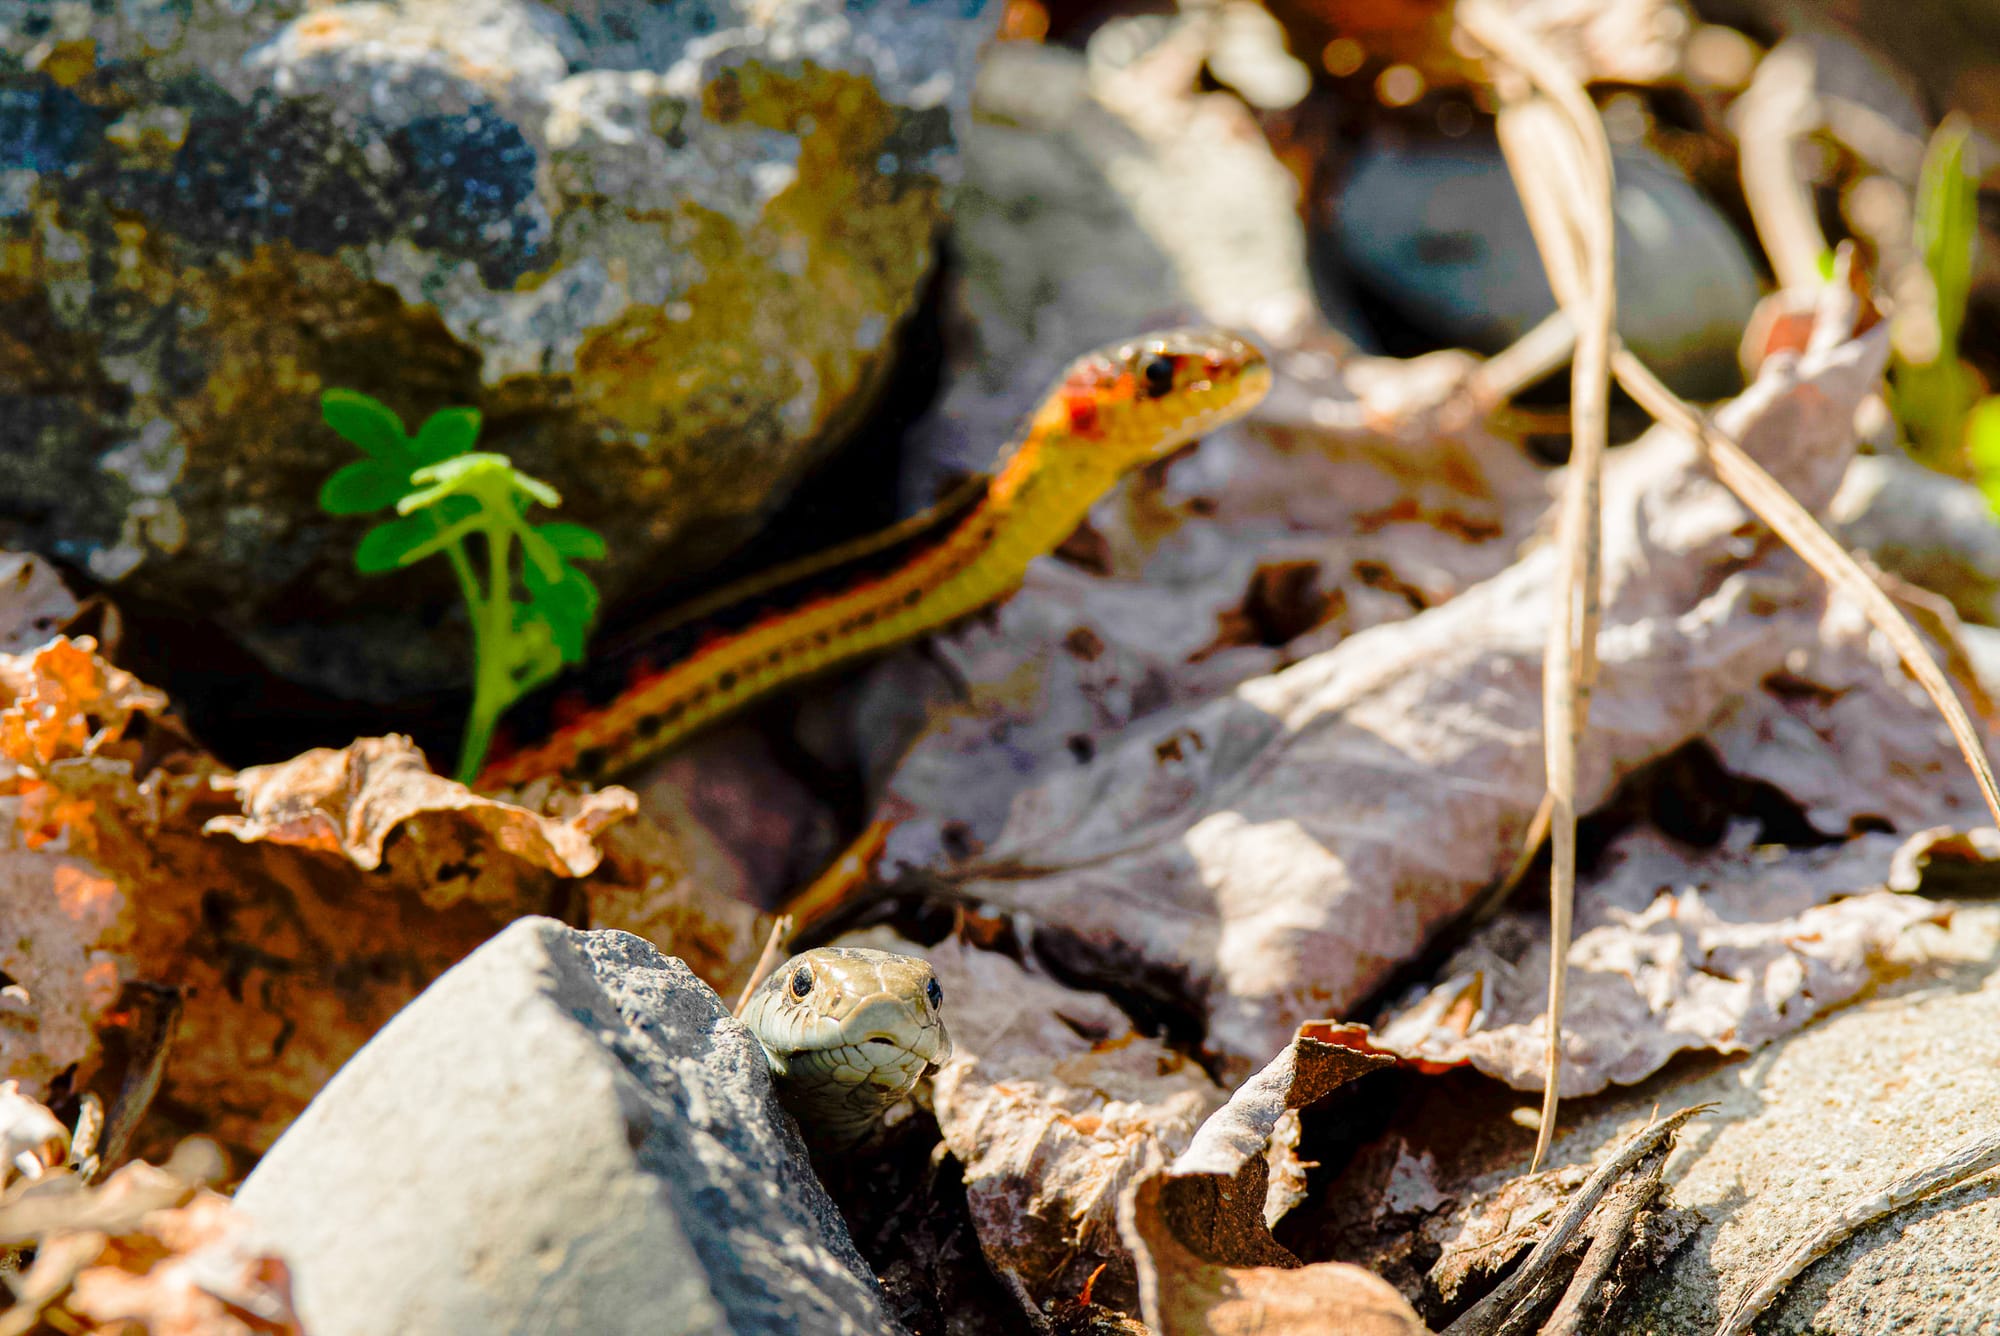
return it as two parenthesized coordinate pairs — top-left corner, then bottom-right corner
(1375, 827), (1948, 1095)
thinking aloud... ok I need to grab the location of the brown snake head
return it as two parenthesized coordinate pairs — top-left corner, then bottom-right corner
(738, 946), (952, 1150)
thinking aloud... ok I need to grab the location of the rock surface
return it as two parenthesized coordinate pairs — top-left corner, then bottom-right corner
(1830, 452), (2000, 626)
(234, 917), (901, 1336)
(1331, 136), (1761, 400)
(0, 0), (998, 701)
(897, 28), (1328, 503)
(1548, 906), (2000, 1334)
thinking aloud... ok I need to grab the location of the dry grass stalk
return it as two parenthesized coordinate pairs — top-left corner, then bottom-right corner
(1456, 0), (1617, 1174)
(1453, 3), (2000, 1179)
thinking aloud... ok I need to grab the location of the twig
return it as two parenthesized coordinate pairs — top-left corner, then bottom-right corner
(1712, 1127), (2000, 1336)
(1443, 1104), (1711, 1336)
(1457, 0), (1617, 1175)
(1735, 41), (1829, 290)
(732, 915), (795, 1018)
(1471, 310), (1580, 409)
(1540, 1140), (1672, 1336)
(1492, 1268), (1570, 1336)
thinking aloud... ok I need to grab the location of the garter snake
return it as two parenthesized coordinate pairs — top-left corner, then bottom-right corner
(737, 945), (952, 1150)
(475, 328), (1272, 791)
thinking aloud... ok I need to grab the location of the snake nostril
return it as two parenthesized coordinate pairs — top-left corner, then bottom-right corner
(864, 1036), (899, 1047)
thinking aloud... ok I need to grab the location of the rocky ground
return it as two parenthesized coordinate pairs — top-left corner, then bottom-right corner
(4, 1), (2000, 1334)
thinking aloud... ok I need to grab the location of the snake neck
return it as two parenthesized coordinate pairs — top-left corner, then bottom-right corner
(475, 437), (1113, 789)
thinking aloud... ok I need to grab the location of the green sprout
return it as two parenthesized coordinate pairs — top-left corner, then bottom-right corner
(318, 390), (605, 784)
(1893, 115), (1980, 467)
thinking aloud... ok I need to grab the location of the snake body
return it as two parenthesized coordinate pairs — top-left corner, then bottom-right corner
(476, 328), (1271, 790)
(738, 947), (952, 1149)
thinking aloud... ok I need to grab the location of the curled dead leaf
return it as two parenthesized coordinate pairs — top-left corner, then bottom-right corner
(205, 736), (638, 907)
(1118, 1027), (1413, 1334)
(1375, 828), (1950, 1095)
(1149, 1024), (1394, 1269)
(0, 634), (749, 1158)
(62, 1190), (299, 1336)
(1888, 824), (2000, 897)
(0, 1148), (294, 1336)
(1123, 1177), (1432, 1336)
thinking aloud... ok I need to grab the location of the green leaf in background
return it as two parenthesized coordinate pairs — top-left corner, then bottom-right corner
(319, 386), (605, 782)
(1917, 116), (1977, 364)
(504, 610), (566, 689)
(354, 512), (441, 573)
(413, 406), (484, 466)
(1900, 116), (1981, 465)
(318, 459), (414, 515)
(522, 557), (600, 663)
(533, 522), (607, 561)
(321, 390), (412, 464)
(1966, 398), (2000, 510)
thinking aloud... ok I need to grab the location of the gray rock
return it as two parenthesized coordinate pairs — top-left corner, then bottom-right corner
(1829, 453), (2000, 626)
(1479, 906), (2000, 1334)
(0, 0), (999, 700)
(1961, 623), (2000, 697)
(1331, 136), (1761, 400)
(896, 33), (1334, 504)
(233, 917), (902, 1336)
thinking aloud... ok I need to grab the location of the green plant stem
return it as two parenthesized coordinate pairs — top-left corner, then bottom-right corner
(455, 526), (516, 785)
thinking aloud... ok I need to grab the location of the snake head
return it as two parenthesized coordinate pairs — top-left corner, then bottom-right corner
(740, 946), (953, 1148)
(1040, 327), (1273, 471)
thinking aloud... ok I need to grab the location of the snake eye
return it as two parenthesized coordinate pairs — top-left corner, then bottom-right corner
(791, 966), (813, 998)
(926, 977), (943, 1010)
(1141, 354), (1175, 399)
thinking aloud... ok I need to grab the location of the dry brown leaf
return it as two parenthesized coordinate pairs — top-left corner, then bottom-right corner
(1119, 1031), (1414, 1334)
(0, 636), (755, 1158)
(1886, 823), (2000, 896)
(1120, 1024), (1416, 1328)
(205, 735), (638, 907)
(0, 826), (130, 1102)
(2, 1156), (297, 1336)
(0, 1156), (202, 1249)
(62, 1190), (299, 1336)
(845, 928), (1227, 1310)
(874, 321), (1887, 1076)
(1145, 1024), (1394, 1269)
(1124, 1174), (1433, 1336)
(1375, 827), (1946, 1095)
